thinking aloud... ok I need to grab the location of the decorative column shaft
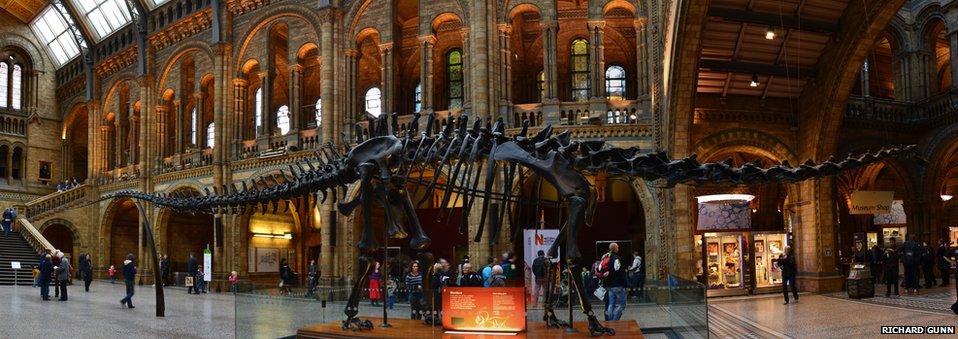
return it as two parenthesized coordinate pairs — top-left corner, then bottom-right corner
(154, 105), (168, 165)
(289, 64), (303, 131)
(589, 21), (606, 99)
(636, 18), (650, 98)
(497, 24), (513, 116)
(418, 35), (436, 115)
(345, 49), (358, 137)
(174, 99), (184, 154)
(542, 20), (559, 101)
(193, 92), (204, 148)
(319, 13), (336, 277)
(232, 78), (248, 154)
(379, 43), (394, 117)
(259, 71), (270, 137)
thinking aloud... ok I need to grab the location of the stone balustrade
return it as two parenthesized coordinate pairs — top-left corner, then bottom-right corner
(22, 184), (90, 220)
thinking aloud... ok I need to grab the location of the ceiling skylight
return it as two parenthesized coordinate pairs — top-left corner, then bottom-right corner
(69, 0), (133, 41)
(31, 5), (84, 67)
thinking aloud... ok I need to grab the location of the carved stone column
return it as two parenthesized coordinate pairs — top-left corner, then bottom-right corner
(345, 49), (359, 137)
(173, 99), (184, 155)
(541, 19), (560, 124)
(379, 42), (394, 117)
(114, 118), (123, 172)
(588, 21), (606, 100)
(860, 60), (870, 97)
(793, 178), (843, 292)
(128, 114), (139, 166)
(319, 10), (337, 277)
(418, 35), (436, 116)
(635, 18), (650, 99)
(258, 71), (270, 137)
(461, 27), (473, 112)
(497, 24), (513, 123)
(154, 105), (168, 167)
(289, 63), (303, 132)
(99, 122), (111, 178)
(948, 28), (958, 93)
(193, 92), (204, 148)
(232, 78), (248, 156)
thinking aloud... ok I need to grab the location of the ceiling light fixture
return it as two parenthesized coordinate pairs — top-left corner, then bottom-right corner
(696, 194), (756, 203)
(765, 27), (776, 40)
(750, 74), (760, 87)
(942, 194), (954, 202)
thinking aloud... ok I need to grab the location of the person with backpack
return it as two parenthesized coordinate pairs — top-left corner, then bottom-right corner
(596, 243), (627, 321)
(883, 239), (901, 297)
(531, 250), (549, 306)
(481, 257), (495, 287)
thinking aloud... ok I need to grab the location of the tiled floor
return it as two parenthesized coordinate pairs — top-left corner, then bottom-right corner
(709, 286), (958, 338)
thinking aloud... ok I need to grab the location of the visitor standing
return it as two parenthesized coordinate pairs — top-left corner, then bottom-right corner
(279, 258), (292, 295)
(80, 253), (93, 292)
(921, 242), (937, 288)
(405, 261), (424, 319)
(883, 240), (901, 297)
(55, 253), (71, 301)
(458, 263), (483, 287)
(52, 250), (62, 298)
(489, 265), (507, 287)
(531, 250), (549, 306)
(600, 243), (627, 321)
(939, 239), (953, 287)
(120, 253), (136, 309)
(2, 208), (15, 236)
(628, 251), (643, 298)
(500, 253), (517, 284)
(778, 246), (799, 305)
(229, 271), (238, 294)
(369, 262), (382, 306)
(195, 265), (206, 293)
(456, 255), (470, 280)
(306, 259), (318, 297)
(871, 245), (884, 285)
(481, 257), (495, 287)
(902, 235), (919, 294)
(159, 254), (170, 287)
(108, 265), (116, 284)
(187, 253), (198, 294)
(38, 254), (52, 301)
(386, 277), (397, 309)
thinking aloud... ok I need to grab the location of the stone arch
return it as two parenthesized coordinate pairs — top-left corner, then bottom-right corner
(101, 77), (135, 119)
(155, 42), (215, 93)
(155, 186), (214, 275)
(39, 218), (82, 250)
(430, 12), (464, 34)
(505, 1), (552, 22)
(0, 32), (46, 70)
(693, 128), (798, 164)
(603, 0), (636, 16)
(100, 197), (140, 270)
(233, 5), (322, 70)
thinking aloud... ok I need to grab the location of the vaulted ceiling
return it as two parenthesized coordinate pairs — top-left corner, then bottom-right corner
(0, 0), (47, 23)
(697, 0), (850, 98)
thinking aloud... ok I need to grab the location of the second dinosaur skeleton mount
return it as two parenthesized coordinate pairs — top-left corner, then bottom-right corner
(99, 112), (922, 335)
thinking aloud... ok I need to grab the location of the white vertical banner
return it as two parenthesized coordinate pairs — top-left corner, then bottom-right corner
(203, 248), (212, 282)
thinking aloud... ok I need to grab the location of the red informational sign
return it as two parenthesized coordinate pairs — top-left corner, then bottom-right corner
(442, 287), (527, 332)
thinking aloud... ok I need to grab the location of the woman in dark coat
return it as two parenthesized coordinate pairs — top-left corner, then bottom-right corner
(777, 246), (798, 305)
(80, 253), (93, 292)
(883, 244), (901, 297)
(279, 259), (292, 295)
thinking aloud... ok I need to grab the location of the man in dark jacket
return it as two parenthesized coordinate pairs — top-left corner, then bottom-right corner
(778, 246), (798, 305)
(38, 254), (52, 301)
(531, 250), (549, 307)
(871, 245), (884, 285)
(187, 253), (198, 294)
(120, 253), (137, 308)
(921, 242), (937, 288)
(79, 253), (93, 292)
(902, 235), (919, 294)
(160, 254), (170, 287)
(603, 243), (628, 321)
(938, 239), (952, 287)
(457, 263), (484, 287)
(883, 240), (901, 297)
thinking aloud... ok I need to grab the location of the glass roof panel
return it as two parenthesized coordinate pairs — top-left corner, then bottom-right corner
(69, 0), (132, 41)
(31, 5), (82, 67)
(147, 0), (171, 8)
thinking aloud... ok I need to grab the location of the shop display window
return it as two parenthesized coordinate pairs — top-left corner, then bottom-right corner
(704, 233), (743, 289)
(949, 227), (958, 246)
(753, 233), (787, 287)
(882, 227), (906, 245)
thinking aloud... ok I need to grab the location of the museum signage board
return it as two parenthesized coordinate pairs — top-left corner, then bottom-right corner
(442, 287), (527, 333)
(849, 191), (894, 214)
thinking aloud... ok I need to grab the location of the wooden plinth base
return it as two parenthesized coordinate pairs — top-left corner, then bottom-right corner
(297, 319), (642, 338)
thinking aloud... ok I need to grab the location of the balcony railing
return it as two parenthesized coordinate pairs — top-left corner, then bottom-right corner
(845, 92), (958, 124)
(22, 184), (90, 220)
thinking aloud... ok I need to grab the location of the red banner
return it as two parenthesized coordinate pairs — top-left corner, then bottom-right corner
(442, 287), (527, 332)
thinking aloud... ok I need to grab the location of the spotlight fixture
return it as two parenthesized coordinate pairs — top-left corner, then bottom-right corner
(252, 232), (294, 239)
(942, 194), (954, 202)
(750, 74), (760, 87)
(765, 27), (776, 40)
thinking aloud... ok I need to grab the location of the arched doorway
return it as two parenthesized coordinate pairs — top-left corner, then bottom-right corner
(160, 188), (215, 275)
(246, 205), (301, 285)
(105, 198), (139, 269)
(41, 223), (76, 258)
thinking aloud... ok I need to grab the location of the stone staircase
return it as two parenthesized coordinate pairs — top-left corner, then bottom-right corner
(0, 230), (39, 285)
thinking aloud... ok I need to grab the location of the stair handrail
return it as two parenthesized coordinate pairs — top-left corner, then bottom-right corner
(14, 217), (56, 254)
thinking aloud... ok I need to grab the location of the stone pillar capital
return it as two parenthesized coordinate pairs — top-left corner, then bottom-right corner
(497, 23), (513, 35)
(459, 28), (471, 39)
(345, 48), (359, 58)
(290, 63), (304, 73)
(418, 35), (437, 45)
(257, 71), (268, 80)
(588, 20), (606, 30)
(232, 78), (248, 87)
(541, 20), (558, 30)
(634, 18), (648, 27)
(378, 42), (394, 54)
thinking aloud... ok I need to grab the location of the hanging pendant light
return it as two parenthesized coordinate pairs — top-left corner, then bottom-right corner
(750, 74), (760, 87)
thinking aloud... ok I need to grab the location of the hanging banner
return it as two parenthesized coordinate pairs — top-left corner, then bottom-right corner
(524, 229), (560, 267)
(203, 248), (212, 282)
(849, 191), (894, 215)
(873, 200), (906, 225)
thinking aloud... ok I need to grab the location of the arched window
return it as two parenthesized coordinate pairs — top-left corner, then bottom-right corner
(537, 70), (545, 100)
(365, 87), (382, 117)
(605, 66), (626, 100)
(447, 49), (464, 109)
(314, 98), (322, 127)
(11, 64), (21, 110)
(206, 122), (215, 148)
(189, 107), (197, 145)
(414, 82), (422, 112)
(254, 88), (263, 137)
(277, 105), (290, 135)
(571, 39), (590, 101)
(0, 63), (6, 108)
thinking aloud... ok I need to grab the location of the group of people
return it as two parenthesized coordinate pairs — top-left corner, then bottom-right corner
(55, 178), (80, 192)
(32, 250), (107, 302)
(852, 235), (956, 297)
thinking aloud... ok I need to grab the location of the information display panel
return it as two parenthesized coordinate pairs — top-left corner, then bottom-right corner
(441, 287), (526, 332)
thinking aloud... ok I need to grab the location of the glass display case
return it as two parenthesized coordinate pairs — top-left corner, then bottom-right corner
(704, 233), (743, 289)
(753, 233), (787, 288)
(882, 227), (906, 245)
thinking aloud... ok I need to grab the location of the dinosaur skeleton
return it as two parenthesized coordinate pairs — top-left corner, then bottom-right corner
(95, 112), (922, 335)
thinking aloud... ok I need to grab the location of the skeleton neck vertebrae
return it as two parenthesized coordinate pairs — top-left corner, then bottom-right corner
(97, 112), (922, 333)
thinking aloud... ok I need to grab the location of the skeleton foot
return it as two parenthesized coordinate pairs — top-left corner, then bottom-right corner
(586, 312), (615, 336)
(408, 235), (431, 250)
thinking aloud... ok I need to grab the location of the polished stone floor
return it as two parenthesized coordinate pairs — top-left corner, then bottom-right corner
(1, 281), (955, 338)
